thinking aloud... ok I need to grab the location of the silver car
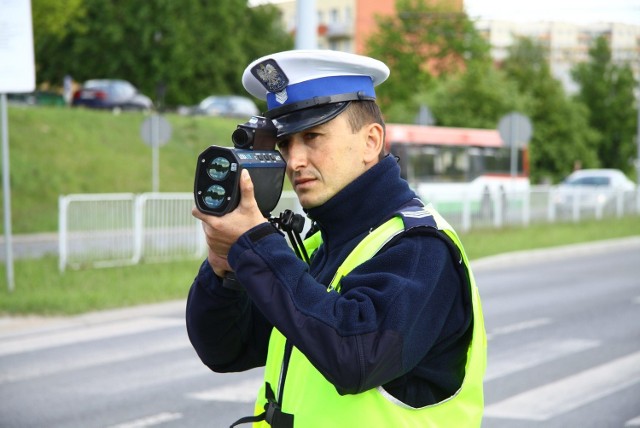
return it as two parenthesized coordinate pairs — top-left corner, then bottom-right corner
(179, 95), (259, 118)
(72, 79), (154, 112)
(552, 168), (636, 212)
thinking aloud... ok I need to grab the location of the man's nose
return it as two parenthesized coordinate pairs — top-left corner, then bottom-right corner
(286, 139), (307, 171)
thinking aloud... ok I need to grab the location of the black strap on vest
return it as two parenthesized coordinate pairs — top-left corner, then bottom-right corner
(229, 380), (294, 427)
(229, 340), (296, 427)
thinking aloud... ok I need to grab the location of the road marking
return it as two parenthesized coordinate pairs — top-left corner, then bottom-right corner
(188, 376), (263, 403)
(0, 317), (184, 357)
(486, 318), (551, 340)
(626, 415), (640, 426)
(485, 338), (600, 381)
(485, 350), (640, 421)
(0, 337), (191, 384)
(106, 412), (182, 428)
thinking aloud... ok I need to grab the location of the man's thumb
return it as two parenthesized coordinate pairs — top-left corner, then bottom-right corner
(240, 169), (256, 203)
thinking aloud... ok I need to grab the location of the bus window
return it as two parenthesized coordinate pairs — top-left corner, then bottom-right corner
(484, 148), (510, 174)
(409, 146), (437, 182)
(437, 147), (466, 182)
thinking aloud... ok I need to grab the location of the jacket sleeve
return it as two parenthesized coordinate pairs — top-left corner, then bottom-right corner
(185, 259), (273, 372)
(228, 223), (470, 395)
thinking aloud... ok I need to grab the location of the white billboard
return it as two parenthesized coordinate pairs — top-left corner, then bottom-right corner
(0, 0), (36, 93)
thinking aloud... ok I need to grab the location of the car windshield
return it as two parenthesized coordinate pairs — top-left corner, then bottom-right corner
(565, 176), (611, 186)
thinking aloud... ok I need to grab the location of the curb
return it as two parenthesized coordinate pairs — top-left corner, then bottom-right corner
(470, 235), (640, 271)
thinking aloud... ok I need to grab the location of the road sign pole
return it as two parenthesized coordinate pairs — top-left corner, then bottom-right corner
(636, 99), (640, 214)
(140, 113), (171, 194)
(510, 117), (517, 178)
(152, 114), (159, 192)
(1, 94), (15, 292)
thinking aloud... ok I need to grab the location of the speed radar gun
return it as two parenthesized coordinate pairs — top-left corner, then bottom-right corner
(194, 116), (286, 216)
(193, 116), (309, 288)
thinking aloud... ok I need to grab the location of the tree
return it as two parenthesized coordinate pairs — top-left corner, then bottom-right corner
(502, 37), (599, 183)
(572, 36), (638, 175)
(423, 61), (531, 129)
(33, 0), (293, 106)
(365, 0), (490, 115)
(32, 0), (86, 80)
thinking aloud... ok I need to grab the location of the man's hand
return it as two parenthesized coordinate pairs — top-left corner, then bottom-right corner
(192, 169), (268, 275)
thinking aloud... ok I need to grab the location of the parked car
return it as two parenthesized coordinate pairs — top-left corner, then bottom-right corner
(178, 95), (259, 118)
(552, 168), (636, 211)
(72, 79), (153, 112)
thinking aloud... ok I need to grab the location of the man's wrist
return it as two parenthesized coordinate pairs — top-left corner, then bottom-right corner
(246, 222), (282, 243)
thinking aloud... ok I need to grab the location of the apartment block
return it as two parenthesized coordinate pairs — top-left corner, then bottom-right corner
(474, 20), (640, 93)
(272, 0), (461, 54)
(266, 1), (639, 93)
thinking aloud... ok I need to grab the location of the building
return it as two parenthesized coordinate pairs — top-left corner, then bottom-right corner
(271, 0), (462, 54)
(264, 1), (639, 94)
(473, 20), (640, 93)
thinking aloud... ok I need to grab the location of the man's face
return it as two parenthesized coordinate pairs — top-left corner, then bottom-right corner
(276, 113), (377, 209)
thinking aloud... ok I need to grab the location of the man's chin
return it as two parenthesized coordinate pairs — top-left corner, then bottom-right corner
(295, 191), (324, 210)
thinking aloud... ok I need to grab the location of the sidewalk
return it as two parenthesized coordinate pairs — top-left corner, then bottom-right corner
(0, 232), (58, 260)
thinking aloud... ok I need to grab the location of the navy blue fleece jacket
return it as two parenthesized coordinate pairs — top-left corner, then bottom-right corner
(186, 155), (472, 407)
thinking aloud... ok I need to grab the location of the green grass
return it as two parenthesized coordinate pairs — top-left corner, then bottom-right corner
(0, 216), (638, 316)
(458, 215), (640, 260)
(2, 105), (240, 233)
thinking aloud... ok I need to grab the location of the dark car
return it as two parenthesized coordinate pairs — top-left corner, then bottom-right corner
(178, 95), (259, 118)
(72, 79), (153, 112)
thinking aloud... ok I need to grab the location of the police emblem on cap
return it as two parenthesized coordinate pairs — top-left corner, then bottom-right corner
(251, 59), (289, 94)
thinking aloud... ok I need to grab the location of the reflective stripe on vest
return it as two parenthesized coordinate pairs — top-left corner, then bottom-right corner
(253, 204), (487, 427)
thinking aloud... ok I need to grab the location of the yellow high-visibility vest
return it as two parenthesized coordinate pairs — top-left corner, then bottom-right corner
(253, 204), (486, 427)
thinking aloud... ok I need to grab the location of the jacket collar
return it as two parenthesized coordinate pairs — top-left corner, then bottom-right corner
(306, 155), (416, 247)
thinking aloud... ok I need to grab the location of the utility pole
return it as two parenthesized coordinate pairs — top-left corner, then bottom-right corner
(295, 0), (317, 50)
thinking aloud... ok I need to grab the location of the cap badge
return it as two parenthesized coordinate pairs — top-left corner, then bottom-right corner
(252, 59), (289, 93)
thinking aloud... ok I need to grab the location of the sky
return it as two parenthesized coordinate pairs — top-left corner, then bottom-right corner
(250, 0), (640, 26)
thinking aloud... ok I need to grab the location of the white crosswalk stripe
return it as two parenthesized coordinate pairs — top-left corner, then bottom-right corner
(486, 317), (552, 340)
(106, 412), (183, 428)
(0, 316), (184, 357)
(0, 337), (191, 384)
(485, 350), (640, 421)
(626, 415), (640, 426)
(188, 376), (264, 403)
(485, 338), (599, 381)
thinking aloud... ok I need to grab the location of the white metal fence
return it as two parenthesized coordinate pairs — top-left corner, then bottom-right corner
(58, 187), (640, 271)
(58, 191), (303, 271)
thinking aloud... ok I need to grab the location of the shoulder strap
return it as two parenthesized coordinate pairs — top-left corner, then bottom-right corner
(304, 200), (450, 294)
(328, 216), (406, 293)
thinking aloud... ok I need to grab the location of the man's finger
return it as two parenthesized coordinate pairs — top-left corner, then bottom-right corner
(239, 169), (258, 209)
(192, 205), (206, 220)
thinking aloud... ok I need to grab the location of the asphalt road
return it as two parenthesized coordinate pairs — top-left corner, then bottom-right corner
(1, 237), (639, 427)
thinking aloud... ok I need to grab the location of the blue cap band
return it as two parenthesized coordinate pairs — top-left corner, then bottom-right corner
(266, 75), (376, 110)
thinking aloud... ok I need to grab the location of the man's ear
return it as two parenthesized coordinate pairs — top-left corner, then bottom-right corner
(363, 123), (384, 164)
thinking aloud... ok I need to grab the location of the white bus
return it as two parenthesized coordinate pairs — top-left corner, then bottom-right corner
(385, 123), (530, 216)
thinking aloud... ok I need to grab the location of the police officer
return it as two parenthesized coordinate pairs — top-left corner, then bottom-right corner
(187, 50), (486, 427)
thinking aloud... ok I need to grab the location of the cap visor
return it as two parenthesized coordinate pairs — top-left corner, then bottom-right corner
(272, 102), (350, 138)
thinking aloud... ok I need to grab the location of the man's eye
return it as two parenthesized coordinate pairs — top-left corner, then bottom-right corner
(276, 140), (289, 150)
